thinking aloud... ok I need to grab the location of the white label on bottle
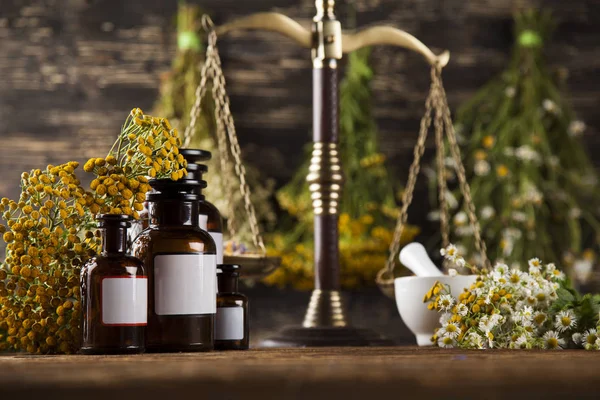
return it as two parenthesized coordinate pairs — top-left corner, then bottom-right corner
(199, 214), (223, 264)
(199, 214), (208, 230)
(216, 307), (244, 340)
(210, 232), (224, 264)
(102, 277), (148, 326)
(154, 254), (216, 315)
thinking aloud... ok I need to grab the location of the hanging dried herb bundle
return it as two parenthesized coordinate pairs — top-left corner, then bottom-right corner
(430, 10), (600, 284)
(154, 2), (276, 242)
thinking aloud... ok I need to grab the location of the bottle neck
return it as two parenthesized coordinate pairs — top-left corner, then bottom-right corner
(218, 275), (239, 293)
(148, 199), (199, 227)
(101, 227), (127, 255)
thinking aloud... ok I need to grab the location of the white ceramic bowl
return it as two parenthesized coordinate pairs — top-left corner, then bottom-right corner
(394, 275), (478, 346)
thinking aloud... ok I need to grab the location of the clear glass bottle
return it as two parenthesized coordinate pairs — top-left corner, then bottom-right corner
(215, 264), (249, 350)
(80, 214), (147, 355)
(180, 149), (224, 264)
(132, 178), (217, 352)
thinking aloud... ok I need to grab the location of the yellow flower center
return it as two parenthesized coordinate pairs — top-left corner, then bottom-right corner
(561, 317), (571, 327)
(547, 338), (558, 348)
(586, 335), (597, 344)
(446, 324), (457, 333)
(442, 337), (453, 345)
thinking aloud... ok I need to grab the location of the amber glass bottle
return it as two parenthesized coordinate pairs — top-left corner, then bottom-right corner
(80, 214), (147, 355)
(215, 264), (249, 350)
(180, 149), (224, 264)
(132, 178), (217, 352)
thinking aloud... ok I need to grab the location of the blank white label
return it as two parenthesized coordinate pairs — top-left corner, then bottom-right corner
(199, 214), (223, 265)
(216, 307), (244, 340)
(102, 277), (147, 326)
(210, 232), (223, 264)
(154, 254), (216, 315)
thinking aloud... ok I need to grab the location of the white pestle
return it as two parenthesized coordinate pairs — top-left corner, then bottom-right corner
(399, 242), (444, 277)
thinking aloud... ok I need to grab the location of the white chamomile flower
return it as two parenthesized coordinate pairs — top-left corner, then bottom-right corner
(508, 269), (523, 284)
(582, 329), (598, 347)
(438, 294), (455, 312)
(474, 160), (490, 176)
(467, 332), (485, 349)
(505, 86), (516, 98)
(481, 206), (495, 220)
(440, 320), (461, 339)
(438, 335), (455, 348)
(439, 313), (452, 325)
(440, 244), (458, 259)
(485, 330), (495, 348)
(572, 332), (583, 346)
(555, 310), (577, 332)
(514, 335), (530, 349)
(550, 269), (565, 281)
(568, 120), (586, 137)
(533, 311), (547, 326)
(448, 268), (458, 277)
(528, 258), (542, 274)
(594, 338), (600, 351)
(453, 212), (468, 226)
(543, 330), (565, 349)
(542, 99), (558, 113)
(456, 303), (468, 317)
(455, 257), (466, 268)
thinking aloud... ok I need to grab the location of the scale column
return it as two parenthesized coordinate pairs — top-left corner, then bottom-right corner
(304, 0), (347, 328)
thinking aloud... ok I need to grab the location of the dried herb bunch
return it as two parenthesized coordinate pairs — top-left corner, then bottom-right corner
(0, 108), (186, 354)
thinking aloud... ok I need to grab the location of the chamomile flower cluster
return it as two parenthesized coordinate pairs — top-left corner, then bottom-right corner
(83, 108), (187, 218)
(424, 244), (595, 350)
(0, 108), (187, 353)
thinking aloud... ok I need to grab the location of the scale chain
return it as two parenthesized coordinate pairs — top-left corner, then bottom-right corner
(377, 64), (490, 286)
(377, 79), (436, 285)
(208, 31), (266, 254)
(182, 22), (266, 255)
(433, 68), (490, 269)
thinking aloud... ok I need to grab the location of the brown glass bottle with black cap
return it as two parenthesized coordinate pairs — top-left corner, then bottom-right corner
(215, 264), (249, 350)
(80, 214), (147, 355)
(132, 178), (217, 352)
(180, 149), (224, 264)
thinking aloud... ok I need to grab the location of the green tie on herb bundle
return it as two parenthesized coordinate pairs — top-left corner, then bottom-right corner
(0, 108), (186, 354)
(429, 10), (600, 284)
(267, 48), (419, 290)
(154, 2), (276, 243)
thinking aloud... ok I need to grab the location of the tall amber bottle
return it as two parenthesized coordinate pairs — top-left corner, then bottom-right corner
(80, 214), (147, 355)
(132, 178), (217, 352)
(180, 149), (224, 264)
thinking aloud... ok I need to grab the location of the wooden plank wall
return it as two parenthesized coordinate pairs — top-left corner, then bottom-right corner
(1, 0), (599, 225)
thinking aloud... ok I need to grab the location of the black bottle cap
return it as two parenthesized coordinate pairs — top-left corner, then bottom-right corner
(147, 178), (206, 201)
(96, 214), (132, 228)
(180, 149), (212, 163)
(217, 264), (241, 277)
(185, 162), (208, 181)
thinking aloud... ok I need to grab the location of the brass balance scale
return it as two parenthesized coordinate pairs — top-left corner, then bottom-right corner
(183, 1), (489, 346)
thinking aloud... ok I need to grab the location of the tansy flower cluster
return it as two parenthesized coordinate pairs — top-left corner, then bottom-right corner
(425, 244), (600, 350)
(83, 108), (187, 218)
(0, 163), (100, 354)
(0, 108), (186, 354)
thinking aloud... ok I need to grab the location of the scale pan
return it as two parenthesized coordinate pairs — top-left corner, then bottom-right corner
(223, 254), (281, 282)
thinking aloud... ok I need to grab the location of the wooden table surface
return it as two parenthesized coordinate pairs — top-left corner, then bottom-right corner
(1, 347), (599, 399)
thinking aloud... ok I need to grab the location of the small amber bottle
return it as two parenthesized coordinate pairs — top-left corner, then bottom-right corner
(215, 264), (249, 350)
(80, 214), (147, 355)
(132, 178), (217, 352)
(180, 149), (224, 264)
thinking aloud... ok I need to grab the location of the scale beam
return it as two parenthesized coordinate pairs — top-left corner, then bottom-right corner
(213, 1), (448, 347)
(215, 12), (449, 66)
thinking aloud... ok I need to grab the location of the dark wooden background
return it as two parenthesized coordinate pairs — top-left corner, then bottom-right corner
(1, 0), (599, 202)
(1, 0), (599, 343)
